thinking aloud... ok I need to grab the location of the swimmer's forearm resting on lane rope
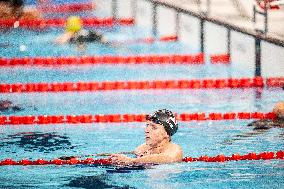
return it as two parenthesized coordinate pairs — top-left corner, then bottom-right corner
(111, 151), (182, 164)
(59, 151), (135, 160)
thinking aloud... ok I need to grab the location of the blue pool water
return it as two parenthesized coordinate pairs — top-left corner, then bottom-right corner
(0, 26), (194, 58)
(1, 1), (284, 188)
(0, 121), (283, 188)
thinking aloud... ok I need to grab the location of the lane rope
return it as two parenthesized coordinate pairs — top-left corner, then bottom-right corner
(112, 35), (178, 45)
(0, 151), (283, 166)
(39, 2), (94, 13)
(0, 112), (277, 125)
(3, 54), (280, 65)
(0, 77), (283, 93)
(210, 54), (230, 64)
(0, 53), (204, 66)
(0, 53), (234, 65)
(0, 17), (134, 28)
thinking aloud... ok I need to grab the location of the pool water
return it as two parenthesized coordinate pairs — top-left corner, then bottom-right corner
(0, 26), (193, 58)
(0, 88), (284, 116)
(0, 1), (283, 188)
(0, 121), (283, 188)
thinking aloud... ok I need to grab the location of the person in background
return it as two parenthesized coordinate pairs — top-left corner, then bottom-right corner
(110, 109), (183, 165)
(222, 101), (284, 145)
(0, 100), (22, 112)
(0, 0), (41, 20)
(54, 16), (109, 45)
(248, 101), (284, 129)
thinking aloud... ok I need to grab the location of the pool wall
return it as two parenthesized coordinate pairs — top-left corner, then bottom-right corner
(93, 0), (284, 77)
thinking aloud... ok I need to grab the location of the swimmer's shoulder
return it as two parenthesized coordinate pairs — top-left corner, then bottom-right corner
(135, 143), (147, 153)
(247, 119), (272, 127)
(164, 143), (183, 160)
(248, 119), (284, 129)
(167, 143), (183, 153)
(274, 118), (284, 128)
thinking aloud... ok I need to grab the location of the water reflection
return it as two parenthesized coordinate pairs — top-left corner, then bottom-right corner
(66, 174), (135, 189)
(0, 132), (75, 152)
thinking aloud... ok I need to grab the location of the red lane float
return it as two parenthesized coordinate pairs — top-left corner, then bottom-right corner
(183, 151), (284, 162)
(0, 112), (276, 125)
(210, 54), (230, 64)
(266, 77), (284, 87)
(159, 35), (178, 42)
(0, 17), (134, 28)
(257, 0), (280, 10)
(116, 35), (178, 45)
(0, 54), (204, 66)
(0, 151), (283, 166)
(1, 77), (281, 93)
(0, 158), (112, 166)
(39, 2), (94, 13)
(116, 18), (135, 25)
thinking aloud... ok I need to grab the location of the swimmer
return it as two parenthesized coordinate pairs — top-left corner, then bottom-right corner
(110, 109), (183, 165)
(54, 16), (109, 45)
(247, 101), (284, 129)
(0, 0), (41, 20)
(0, 100), (22, 112)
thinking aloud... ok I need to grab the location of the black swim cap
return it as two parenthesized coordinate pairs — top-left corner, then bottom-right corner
(146, 109), (178, 136)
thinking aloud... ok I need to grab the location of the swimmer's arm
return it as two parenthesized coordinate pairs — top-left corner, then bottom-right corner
(133, 145), (183, 163)
(112, 146), (183, 164)
(100, 37), (113, 46)
(54, 32), (74, 44)
(132, 152), (182, 164)
(99, 36), (122, 48)
(134, 143), (147, 156)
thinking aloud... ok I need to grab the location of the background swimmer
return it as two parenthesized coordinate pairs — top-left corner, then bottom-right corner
(0, 100), (22, 112)
(223, 102), (284, 145)
(248, 101), (284, 129)
(54, 16), (110, 45)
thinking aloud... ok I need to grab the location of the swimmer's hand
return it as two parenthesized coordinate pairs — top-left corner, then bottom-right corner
(110, 154), (133, 165)
(54, 32), (74, 45)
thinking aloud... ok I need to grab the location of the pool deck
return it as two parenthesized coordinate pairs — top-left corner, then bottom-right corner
(155, 0), (284, 42)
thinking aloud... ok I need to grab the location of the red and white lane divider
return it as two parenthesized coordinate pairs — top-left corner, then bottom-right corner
(0, 54), (204, 66)
(0, 151), (283, 166)
(112, 35), (178, 45)
(1, 53), (261, 66)
(0, 17), (134, 29)
(266, 77), (284, 87)
(39, 2), (94, 13)
(0, 77), (283, 93)
(0, 112), (277, 125)
(210, 54), (230, 64)
(257, 0), (281, 10)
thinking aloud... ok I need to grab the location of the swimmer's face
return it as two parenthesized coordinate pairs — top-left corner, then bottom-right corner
(273, 102), (284, 118)
(145, 121), (169, 147)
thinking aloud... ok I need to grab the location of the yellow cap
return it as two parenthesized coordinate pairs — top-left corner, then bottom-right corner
(65, 16), (82, 33)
